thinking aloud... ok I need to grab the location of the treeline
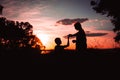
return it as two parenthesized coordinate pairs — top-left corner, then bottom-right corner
(0, 17), (44, 53)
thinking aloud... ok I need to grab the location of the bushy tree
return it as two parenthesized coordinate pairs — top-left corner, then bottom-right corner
(91, 0), (120, 43)
(0, 17), (44, 50)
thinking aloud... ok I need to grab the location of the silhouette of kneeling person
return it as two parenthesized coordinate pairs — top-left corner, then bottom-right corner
(54, 36), (70, 54)
(69, 22), (87, 53)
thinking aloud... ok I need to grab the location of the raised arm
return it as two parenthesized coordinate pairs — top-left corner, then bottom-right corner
(63, 35), (70, 48)
(67, 36), (70, 46)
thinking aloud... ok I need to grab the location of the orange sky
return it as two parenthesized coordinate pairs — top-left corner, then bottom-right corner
(1, 0), (119, 50)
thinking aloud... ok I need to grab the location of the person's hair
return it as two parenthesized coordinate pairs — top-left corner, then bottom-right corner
(74, 22), (82, 30)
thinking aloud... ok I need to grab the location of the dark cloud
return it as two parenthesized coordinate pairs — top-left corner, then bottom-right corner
(56, 18), (88, 25)
(63, 31), (108, 39)
(86, 32), (108, 37)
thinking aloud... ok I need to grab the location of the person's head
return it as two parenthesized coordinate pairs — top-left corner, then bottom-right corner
(74, 22), (82, 30)
(55, 37), (62, 45)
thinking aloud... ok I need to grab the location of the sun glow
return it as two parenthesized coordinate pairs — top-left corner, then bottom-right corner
(37, 34), (49, 46)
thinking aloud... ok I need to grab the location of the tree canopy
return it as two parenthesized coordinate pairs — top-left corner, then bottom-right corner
(0, 17), (44, 50)
(91, 0), (120, 43)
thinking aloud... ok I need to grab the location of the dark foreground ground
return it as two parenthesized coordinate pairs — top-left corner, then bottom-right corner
(1, 48), (120, 66)
(0, 48), (120, 78)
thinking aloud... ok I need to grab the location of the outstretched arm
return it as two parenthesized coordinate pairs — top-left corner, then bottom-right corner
(68, 33), (76, 37)
(68, 34), (77, 43)
(63, 36), (70, 48)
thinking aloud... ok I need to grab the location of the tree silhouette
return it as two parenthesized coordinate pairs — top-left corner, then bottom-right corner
(91, 0), (120, 43)
(0, 17), (43, 50)
(0, 4), (3, 15)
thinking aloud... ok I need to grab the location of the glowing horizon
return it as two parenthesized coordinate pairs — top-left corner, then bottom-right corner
(34, 26), (117, 50)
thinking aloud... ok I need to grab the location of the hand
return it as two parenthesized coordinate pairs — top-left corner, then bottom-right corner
(68, 34), (72, 37)
(72, 40), (76, 43)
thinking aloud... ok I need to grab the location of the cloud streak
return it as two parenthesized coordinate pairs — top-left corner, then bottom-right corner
(85, 31), (108, 37)
(86, 32), (108, 37)
(56, 18), (88, 25)
(63, 31), (108, 39)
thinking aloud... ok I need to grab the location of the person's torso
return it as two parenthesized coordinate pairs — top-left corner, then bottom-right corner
(76, 30), (86, 43)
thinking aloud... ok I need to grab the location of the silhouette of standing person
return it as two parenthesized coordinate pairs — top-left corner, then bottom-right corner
(69, 22), (87, 53)
(54, 36), (70, 54)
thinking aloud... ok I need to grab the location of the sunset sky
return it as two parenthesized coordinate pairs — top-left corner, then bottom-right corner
(0, 0), (118, 50)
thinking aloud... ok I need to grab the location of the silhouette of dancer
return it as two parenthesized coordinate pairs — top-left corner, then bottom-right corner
(54, 36), (70, 54)
(69, 22), (87, 53)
